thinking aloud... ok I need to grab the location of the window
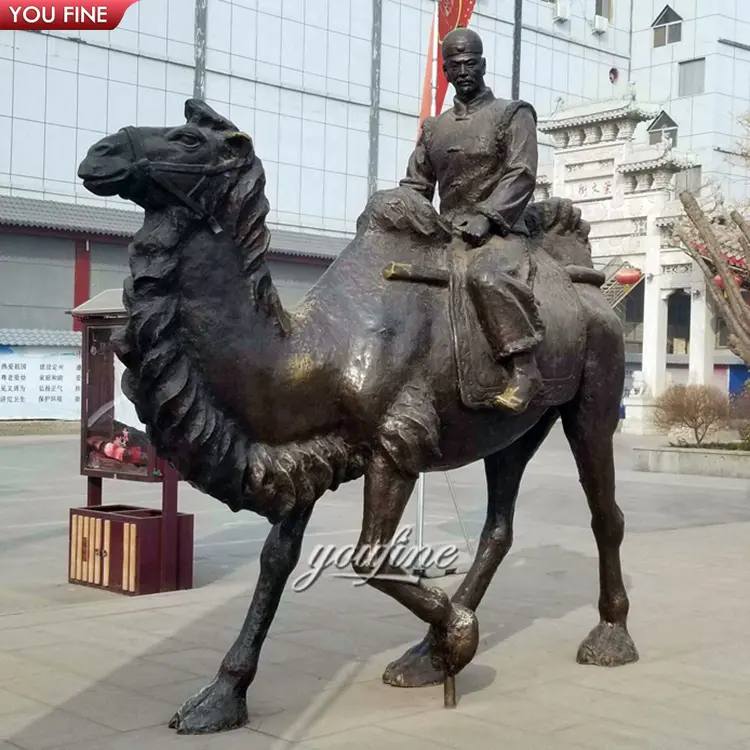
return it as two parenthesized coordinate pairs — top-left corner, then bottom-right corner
(674, 166), (702, 195)
(652, 5), (682, 48)
(595, 0), (613, 20)
(647, 111), (678, 146)
(678, 58), (705, 97)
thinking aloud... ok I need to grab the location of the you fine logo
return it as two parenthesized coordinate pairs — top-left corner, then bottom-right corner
(0, 0), (140, 30)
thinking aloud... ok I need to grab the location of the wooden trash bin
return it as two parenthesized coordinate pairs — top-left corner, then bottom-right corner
(69, 504), (194, 596)
(69, 290), (195, 596)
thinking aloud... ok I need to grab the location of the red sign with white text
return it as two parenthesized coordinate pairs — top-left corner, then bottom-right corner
(0, 0), (140, 30)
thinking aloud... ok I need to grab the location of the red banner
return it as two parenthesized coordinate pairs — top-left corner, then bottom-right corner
(0, 0), (140, 30)
(435, 0), (478, 114)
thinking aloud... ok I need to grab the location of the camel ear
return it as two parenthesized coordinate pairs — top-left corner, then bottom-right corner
(184, 98), (237, 131)
(225, 131), (254, 158)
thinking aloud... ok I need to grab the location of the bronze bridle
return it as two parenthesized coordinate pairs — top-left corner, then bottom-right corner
(120, 126), (251, 235)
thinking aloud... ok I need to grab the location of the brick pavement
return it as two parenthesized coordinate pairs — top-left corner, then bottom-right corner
(1, 430), (749, 749)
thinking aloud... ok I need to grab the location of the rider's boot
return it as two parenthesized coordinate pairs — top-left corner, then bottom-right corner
(493, 351), (542, 413)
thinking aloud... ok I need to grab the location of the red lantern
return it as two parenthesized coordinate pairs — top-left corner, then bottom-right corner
(615, 268), (642, 285)
(714, 275), (742, 290)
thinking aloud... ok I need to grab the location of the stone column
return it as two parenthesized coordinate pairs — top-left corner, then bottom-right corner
(642, 277), (669, 397)
(635, 172), (652, 192)
(622, 246), (668, 435)
(651, 169), (674, 191)
(568, 129), (584, 147)
(551, 131), (568, 149)
(617, 119), (637, 140)
(688, 284), (715, 385)
(583, 125), (601, 144)
(600, 122), (618, 141)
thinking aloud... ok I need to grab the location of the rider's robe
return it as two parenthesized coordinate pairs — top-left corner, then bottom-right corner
(399, 88), (545, 358)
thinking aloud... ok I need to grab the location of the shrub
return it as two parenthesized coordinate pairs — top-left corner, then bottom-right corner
(730, 380), (750, 449)
(653, 384), (730, 446)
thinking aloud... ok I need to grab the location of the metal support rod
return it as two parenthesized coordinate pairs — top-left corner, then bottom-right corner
(415, 472), (425, 549)
(511, 0), (522, 100)
(367, 0), (383, 196)
(444, 674), (456, 708)
(192, 0), (207, 99)
(444, 471), (474, 557)
(431, 0), (439, 117)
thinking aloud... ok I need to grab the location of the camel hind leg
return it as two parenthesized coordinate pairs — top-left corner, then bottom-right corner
(560, 289), (638, 667)
(383, 410), (560, 688)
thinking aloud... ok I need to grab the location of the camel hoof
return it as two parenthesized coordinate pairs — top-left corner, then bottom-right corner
(577, 621), (639, 667)
(169, 677), (249, 735)
(431, 604), (479, 676)
(383, 636), (444, 688)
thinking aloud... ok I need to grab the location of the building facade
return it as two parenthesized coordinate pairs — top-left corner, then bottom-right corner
(536, 94), (747, 431)
(1, 0), (749, 420)
(630, 0), (750, 202)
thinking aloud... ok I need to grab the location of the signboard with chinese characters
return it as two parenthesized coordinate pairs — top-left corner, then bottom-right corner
(0, 347), (82, 421)
(567, 179), (613, 201)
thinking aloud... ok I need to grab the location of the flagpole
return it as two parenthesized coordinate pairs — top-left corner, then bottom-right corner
(416, 0), (439, 552)
(431, 0), (438, 118)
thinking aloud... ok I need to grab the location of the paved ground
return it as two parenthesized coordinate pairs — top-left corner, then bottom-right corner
(1, 427), (749, 749)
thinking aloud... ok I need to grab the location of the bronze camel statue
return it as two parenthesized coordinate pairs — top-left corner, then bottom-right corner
(77, 99), (638, 735)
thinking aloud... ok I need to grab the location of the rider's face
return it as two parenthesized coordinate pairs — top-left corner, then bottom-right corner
(443, 53), (486, 100)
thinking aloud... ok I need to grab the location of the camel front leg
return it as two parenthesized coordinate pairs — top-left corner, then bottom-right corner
(355, 453), (479, 695)
(169, 505), (314, 735)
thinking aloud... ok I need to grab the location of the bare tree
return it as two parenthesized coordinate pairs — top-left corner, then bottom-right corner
(653, 383), (729, 446)
(674, 191), (750, 365)
(668, 110), (750, 365)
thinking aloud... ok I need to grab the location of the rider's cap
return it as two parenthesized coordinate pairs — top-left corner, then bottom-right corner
(443, 28), (483, 58)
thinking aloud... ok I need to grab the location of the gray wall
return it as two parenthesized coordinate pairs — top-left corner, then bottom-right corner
(0, 231), (326, 331)
(5, 2), (651, 232)
(88, 248), (326, 306)
(267, 260), (326, 306)
(90, 242), (129, 298)
(0, 233), (74, 329)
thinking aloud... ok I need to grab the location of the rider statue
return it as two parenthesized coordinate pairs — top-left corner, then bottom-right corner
(400, 27), (544, 413)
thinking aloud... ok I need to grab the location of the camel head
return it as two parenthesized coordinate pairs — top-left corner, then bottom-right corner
(78, 99), (255, 227)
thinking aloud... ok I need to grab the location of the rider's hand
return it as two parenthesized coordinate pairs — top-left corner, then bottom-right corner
(458, 215), (491, 247)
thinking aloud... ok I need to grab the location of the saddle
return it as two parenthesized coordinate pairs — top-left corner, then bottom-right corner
(383, 242), (603, 411)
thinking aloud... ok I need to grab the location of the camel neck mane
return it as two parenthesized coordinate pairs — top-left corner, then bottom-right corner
(113, 158), (366, 523)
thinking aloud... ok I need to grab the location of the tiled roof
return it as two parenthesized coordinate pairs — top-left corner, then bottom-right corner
(0, 195), (350, 261)
(71, 289), (125, 317)
(0, 195), (142, 237)
(617, 144), (693, 174)
(0, 328), (82, 347)
(538, 96), (660, 132)
(618, 156), (691, 173)
(268, 226), (349, 260)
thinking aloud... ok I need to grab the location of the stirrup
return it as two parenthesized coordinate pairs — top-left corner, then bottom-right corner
(492, 385), (527, 413)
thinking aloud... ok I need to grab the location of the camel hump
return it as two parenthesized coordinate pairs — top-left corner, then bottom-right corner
(525, 197), (591, 242)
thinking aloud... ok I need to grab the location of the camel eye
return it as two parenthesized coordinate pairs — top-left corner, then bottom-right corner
(174, 131), (201, 148)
